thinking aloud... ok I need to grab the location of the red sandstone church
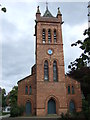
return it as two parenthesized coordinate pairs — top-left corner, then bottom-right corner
(17, 5), (82, 116)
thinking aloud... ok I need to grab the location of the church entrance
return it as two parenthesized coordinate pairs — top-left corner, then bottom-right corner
(26, 101), (32, 115)
(69, 100), (75, 113)
(48, 99), (56, 114)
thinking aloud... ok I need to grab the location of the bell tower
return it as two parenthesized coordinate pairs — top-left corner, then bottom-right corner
(35, 5), (67, 116)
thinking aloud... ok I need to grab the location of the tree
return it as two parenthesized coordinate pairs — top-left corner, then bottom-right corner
(68, 27), (90, 97)
(68, 27), (90, 71)
(9, 86), (18, 106)
(8, 86), (24, 116)
(10, 105), (25, 117)
(68, 27), (90, 119)
(2, 88), (7, 108)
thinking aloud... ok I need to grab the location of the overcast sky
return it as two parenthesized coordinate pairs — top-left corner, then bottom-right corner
(0, 1), (88, 94)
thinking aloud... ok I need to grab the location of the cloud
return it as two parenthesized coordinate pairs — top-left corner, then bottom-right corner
(0, 2), (88, 94)
(1, 2), (36, 94)
(1, 18), (18, 43)
(63, 22), (88, 73)
(2, 40), (35, 94)
(38, 2), (87, 25)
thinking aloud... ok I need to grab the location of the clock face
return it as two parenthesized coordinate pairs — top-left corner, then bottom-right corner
(48, 49), (53, 55)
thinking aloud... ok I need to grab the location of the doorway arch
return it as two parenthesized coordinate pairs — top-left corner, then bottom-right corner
(48, 98), (56, 114)
(25, 101), (32, 115)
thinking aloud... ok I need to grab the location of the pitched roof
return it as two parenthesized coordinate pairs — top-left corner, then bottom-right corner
(43, 8), (53, 17)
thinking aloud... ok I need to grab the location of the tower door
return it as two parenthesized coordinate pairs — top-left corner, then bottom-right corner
(48, 99), (56, 114)
(26, 101), (32, 115)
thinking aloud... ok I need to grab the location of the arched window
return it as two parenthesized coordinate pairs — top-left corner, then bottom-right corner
(69, 100), (75, 112)
(42, 29), (46, 43)
(54, 29), (57, 43)
(53, 61), (58, 82)
(29, 86), (32, 95)
(25, 86), (28, 94)
(72, 86), (75, 94)
(68, 86), (70, 94)
(44, 60), (49, 81)
(48, 29), (51, 43)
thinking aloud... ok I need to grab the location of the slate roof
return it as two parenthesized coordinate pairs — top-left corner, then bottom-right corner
(43, 8), (54, 17)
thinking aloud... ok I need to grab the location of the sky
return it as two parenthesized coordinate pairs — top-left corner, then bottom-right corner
(0, 1), (88, 94)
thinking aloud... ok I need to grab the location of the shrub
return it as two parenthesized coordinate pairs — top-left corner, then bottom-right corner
(82, 99), (90, 120)
(10, 105), (24, 117)
(61, 112), (69, 120)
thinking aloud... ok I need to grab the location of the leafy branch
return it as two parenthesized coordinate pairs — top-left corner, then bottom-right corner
(68, 27), (90, 71)
(0, 4), (6, 12)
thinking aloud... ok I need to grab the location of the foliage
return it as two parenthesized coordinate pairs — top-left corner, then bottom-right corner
(10, 105), (24, 117)
(0, 4), (6, 12)
(68, 67), (90, 99)
(1, 7), (6, 12)
(60, 111), (89, 120)
(0, 86), (24, 117)
(9, 86), (25, 116)
(9, 86), (18, 106)
(2, 112), (10, 115)
(2, 88), (7, 108)
(67, 26), (90, 119)
(82, 99), (90, 120)
(61, 113), (69, 120)
(68, 27), (90, 70)
(0, 88), (2, 109)
(68, 28), (90, 100)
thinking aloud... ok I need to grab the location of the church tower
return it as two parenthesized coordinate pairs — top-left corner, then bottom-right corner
(35, 5), (68, 116)
(17, 4), (82, 116)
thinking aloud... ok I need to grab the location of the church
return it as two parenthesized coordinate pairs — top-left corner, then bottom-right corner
(17, 5), (82, 116)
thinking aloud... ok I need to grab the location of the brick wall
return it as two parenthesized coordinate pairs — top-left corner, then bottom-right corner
(18, 73), (36, 115)
(35, 10), (68, 116)
(17, 7), (82, 116)
(65, 76), (82, 112)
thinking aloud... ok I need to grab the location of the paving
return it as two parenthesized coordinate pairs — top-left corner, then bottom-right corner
(1, 115), (87, 120)
(2, 117), (60, 120)
(0, 114), (10, 120)
(1, 117), (87, 120)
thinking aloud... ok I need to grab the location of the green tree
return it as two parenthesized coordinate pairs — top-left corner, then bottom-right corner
(9, 86), (24, 117)
(10, 105), (25, 117)
(68, 27), (90, 99)
(82, 99), (90, 120)
(2, 88), (7, 108)
(0, 88), (2, 115)
(68, 27), (90, 70)
(9, 86), (18, 106)
(68, 28), (90, 119)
